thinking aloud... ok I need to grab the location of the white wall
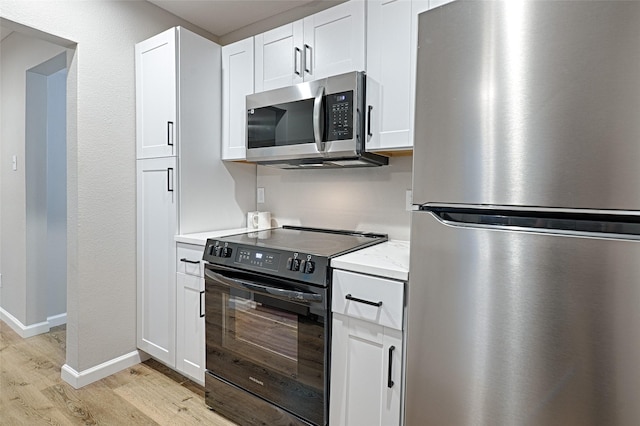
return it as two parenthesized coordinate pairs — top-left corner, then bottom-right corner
(0, 0), (217, 374)
(46, 66), (67, 319)
(0, 31), (66, 327)
(257, 155), (413, 241)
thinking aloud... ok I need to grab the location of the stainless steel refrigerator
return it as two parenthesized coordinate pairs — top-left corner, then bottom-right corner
(407, 1), (640, 425)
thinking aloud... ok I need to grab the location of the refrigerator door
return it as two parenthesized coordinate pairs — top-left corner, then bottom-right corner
(412, 1), (640, 210)
(406, 211), (640, 425)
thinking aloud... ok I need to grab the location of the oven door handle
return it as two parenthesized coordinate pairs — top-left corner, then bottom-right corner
(205, 270), (323, 303)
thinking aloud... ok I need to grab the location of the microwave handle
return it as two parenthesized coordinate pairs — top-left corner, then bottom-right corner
(313, 86), (326, 152)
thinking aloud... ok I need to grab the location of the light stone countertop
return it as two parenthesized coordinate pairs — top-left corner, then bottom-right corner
(330, 240), (410, 281)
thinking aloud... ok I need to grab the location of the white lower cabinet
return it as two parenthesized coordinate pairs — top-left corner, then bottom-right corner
(330, 270), (405, 426)
(175, 243), (206, 385)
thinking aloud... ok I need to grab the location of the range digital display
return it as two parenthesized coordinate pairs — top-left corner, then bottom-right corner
(237, 248), (279, 271)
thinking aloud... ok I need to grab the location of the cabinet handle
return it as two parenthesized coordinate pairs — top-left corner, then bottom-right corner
(304, 44), (312, 74)
(167, 121), (174, 146)
(387, 345), (396, 388)
(180, 258), (200, 265)
(199, 290), (205, 318)
(367, 105), (373, 138)
(167, 167), (174, 192)
(294, 47), (302, 76)
(345, 294), (383, 307)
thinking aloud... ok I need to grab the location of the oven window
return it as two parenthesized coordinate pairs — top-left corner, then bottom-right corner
(223, 293), (299, 377)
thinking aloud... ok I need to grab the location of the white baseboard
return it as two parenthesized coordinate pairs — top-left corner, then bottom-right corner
(61, 350), (148, 389)
(0, 307), (66, 338)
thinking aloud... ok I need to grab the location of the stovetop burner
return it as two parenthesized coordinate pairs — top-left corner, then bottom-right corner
(203, 225), (387, 287)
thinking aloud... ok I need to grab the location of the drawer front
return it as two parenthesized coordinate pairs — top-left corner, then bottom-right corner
(177, 243), (205, 277)
(332, 269), (405, 330)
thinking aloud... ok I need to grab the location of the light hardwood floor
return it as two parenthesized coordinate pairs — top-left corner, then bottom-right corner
(0, 321), (237, 425)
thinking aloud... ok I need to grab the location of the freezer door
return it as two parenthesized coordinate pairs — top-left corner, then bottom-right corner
(412, 1), (640, 210)
(406, 211), (640, 425)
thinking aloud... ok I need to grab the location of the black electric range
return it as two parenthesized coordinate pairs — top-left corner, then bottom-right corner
(202, 225), (388, 288)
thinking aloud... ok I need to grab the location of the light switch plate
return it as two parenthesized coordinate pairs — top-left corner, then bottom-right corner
(257, 187), (265, 204)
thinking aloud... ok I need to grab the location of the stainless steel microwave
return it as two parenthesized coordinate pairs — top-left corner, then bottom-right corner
(245, 71), (388, 168)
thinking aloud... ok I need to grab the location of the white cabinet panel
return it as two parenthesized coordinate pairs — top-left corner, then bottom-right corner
(135, 28), (176, 159)
(222, 37), (254, 160)
(303, 0), (365, 81)
(332, 269), (404, 331)
(254, 22), (304, 92)
(331, 314), (403, 426)
(137, 157), (177, 366)
(176, 271), (205, 385)
(254, 0), (365, 91)
(366, 0), (429, 152)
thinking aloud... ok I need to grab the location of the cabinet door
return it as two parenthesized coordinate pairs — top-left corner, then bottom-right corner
(136, 157), (177, 367)
(367, 0), (425, 151)
(222, 38), (254, 161)
(135, 28), (177, 159)
(330, 314), (403, 426)
(254, 21), (304, 92)
(303, 0), (365, 81)
(176, 272), (205, 385)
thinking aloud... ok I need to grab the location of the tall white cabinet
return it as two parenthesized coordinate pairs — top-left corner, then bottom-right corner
(136, 27), (256, 369)
(254, 0), (365, 92)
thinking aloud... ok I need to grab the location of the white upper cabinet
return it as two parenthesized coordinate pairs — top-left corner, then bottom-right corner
(366, 0), (429, 152)
(135, 29), (177, 159)
(302, 0), (366, 81)
(222, 37), (254, 160)
(254, 0), (365, 92)
(254, 22), (304, 92)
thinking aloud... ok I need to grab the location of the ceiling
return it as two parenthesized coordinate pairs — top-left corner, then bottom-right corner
(147, 0), (324, 38)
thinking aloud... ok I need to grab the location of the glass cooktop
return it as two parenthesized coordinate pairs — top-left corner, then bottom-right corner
(218, 225), (387, 258)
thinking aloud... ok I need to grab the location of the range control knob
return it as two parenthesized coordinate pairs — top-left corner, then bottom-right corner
(291, 258), (301, 271)
(304, 260), (315, 274)
(213, 245), (221, 257)
(221, 247), (232, 258)
(286, 257), (293, 270)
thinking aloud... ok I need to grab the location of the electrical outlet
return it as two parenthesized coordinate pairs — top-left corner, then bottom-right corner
(0, 273), (3, 288)
(405, 190), (413, 211)
(257, 187), (265, 204)
(12, 155), (17, 171)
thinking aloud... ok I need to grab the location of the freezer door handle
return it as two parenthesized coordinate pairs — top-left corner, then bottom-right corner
(345, 294), (382, 307)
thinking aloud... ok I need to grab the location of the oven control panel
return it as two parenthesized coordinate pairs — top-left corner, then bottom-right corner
(203, 239), (329, 287)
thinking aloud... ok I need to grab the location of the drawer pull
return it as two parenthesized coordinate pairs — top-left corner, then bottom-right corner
(199, 291), (205, 318)
(345, 294), (383, 307)
(180, 258), (200, 265)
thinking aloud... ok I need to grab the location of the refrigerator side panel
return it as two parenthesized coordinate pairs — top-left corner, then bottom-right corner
(412, 1), (640, 210)
(406, 211), (640, 425)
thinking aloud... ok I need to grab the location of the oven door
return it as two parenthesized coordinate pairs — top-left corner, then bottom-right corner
(204, 263), (328, 426)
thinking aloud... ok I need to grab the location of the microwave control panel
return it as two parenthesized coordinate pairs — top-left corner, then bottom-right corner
(326, 91), (353, 141)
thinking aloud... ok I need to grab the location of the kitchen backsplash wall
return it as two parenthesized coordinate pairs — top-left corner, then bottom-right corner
(257, 155), (412, 240)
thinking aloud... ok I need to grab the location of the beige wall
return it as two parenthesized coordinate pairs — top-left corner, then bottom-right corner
(0, 0), (215, 373)
(257, 155), (413, 241)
